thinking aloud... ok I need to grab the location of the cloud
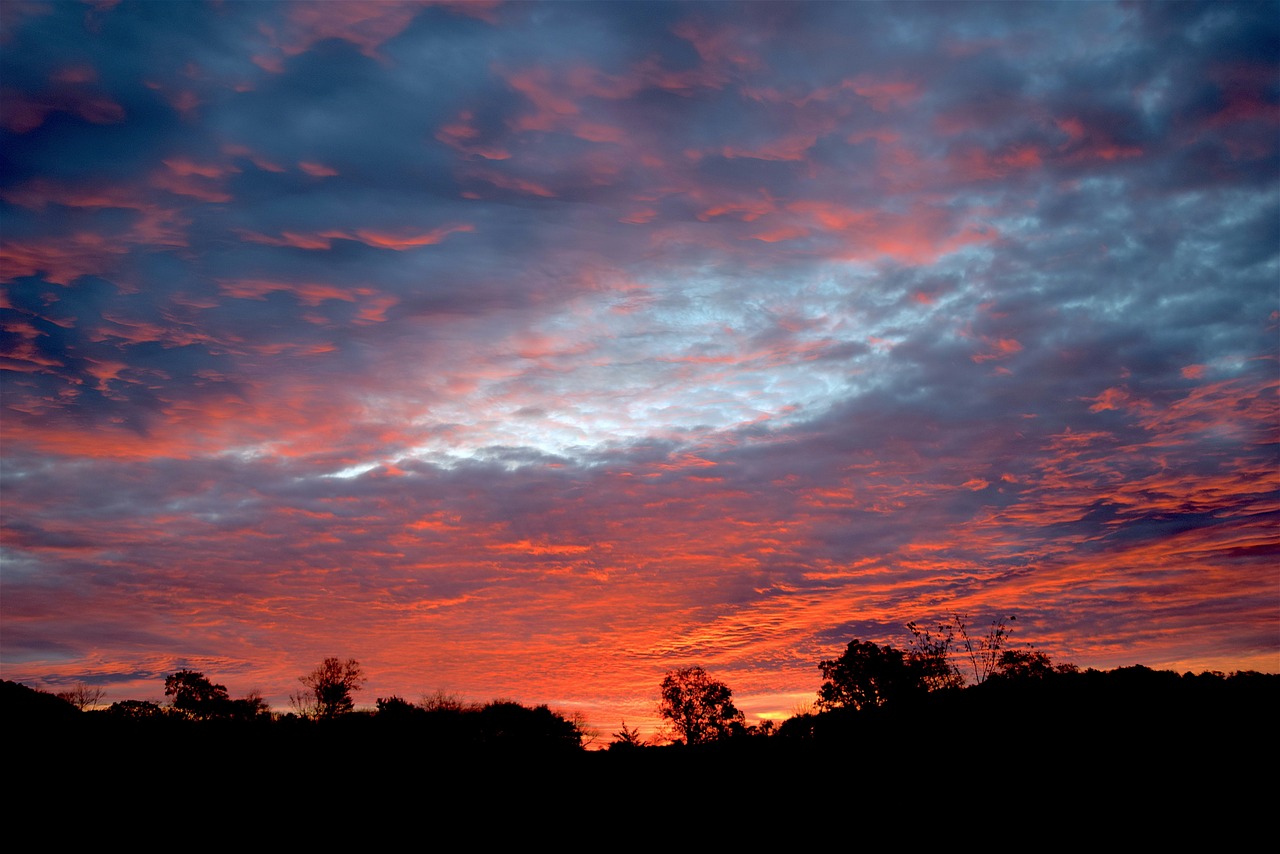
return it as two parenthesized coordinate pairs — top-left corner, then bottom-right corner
(2, 0), (1276, 730)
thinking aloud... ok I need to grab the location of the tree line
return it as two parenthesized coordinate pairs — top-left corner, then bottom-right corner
(6, 614), (1277, 756)
(648, 614), (1043, 746)
(646, 613), (1276, 749)
(86, 657), (367, 723)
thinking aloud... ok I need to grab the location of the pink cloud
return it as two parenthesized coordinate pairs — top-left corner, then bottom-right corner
(298, 161), (339, 177)
(468, 168), (556, 198)
(162, 158), (236, 179)
(150, 162), (234, 203)
(1, 233), (131, 285)
(217, 279), (357, 305)
(0, 88), (125, 133)
(222, 144), (286, 173)
(272, 1), (422, 59)
(671, 18), (764, 70)
(436, 111), (511, 160)
(845, 75), (921, 111)
(51, 66), (96, 84)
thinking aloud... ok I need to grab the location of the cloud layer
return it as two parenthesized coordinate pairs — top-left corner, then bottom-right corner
(3, 1), (1277, 731)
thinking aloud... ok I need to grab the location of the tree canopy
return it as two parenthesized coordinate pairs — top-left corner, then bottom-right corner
(164, 670), (231, 719)
(658, 665), (744, 744)
(816, 639), (930, 711)
(163, 670), (267, 720)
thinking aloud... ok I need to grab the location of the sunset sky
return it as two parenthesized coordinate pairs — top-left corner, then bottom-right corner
(2, 0), (1277, 735)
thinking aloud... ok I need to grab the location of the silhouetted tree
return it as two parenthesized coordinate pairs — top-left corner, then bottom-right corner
(162, 671), (267, 720)
(994, 649), (1056, 681)
(817, 639), (925, 711)
(421, 690), (468, 712)
(165, 670), (231, 719)
(475, 701), (583, 749)
(566, 710), (599, 748)
(658, 666), (743, 744)
(375, 695), (423, 720)
(299, 658), (364, 719)
(105, 699), (165, 719)
(905, 621), (964, 691)
(610, 720), (645, 750)
(900, 613), (1017, 686)
(288, 689), (316, 719)
(951, 614), (1012, 684)
(226, 691), (270, 721)
(56, 683), (106, 711)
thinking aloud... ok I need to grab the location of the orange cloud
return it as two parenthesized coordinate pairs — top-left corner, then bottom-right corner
(972, 337), (1023, 363)
(236, 225), (473, 250)
(217, 279), (357, 305)
(353, 225), (475, 249)
(1086, 386), (1131, 412)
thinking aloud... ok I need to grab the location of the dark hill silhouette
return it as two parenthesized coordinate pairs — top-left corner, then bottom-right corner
(1, 679), (79, 724)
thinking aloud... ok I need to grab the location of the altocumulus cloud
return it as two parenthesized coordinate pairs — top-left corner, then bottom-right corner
(1, 1), (1276, 732)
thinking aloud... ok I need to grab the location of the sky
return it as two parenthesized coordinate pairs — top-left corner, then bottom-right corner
(2, 0), (1277, 735)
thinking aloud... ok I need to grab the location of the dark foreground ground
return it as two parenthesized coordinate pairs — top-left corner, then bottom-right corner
(7, 669), (1276, 842)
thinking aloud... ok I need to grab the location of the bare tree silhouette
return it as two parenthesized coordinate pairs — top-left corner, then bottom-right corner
(298, 658), (365, 719)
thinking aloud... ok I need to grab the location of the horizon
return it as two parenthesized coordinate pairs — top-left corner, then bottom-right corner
(2, 1), (1277, 738)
